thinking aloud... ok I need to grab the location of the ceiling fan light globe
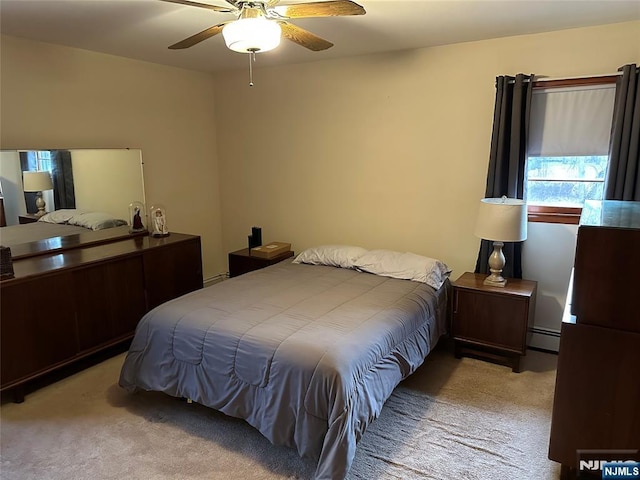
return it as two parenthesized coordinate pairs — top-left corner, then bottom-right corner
(222, 17), (281, 53)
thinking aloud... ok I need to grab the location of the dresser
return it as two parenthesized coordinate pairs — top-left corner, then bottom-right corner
(548, 201), (640, 477)
(0, 233), (203, 402)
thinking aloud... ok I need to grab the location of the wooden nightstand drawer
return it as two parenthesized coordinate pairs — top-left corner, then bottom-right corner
(453, 289), (529, 353)
(452, 272), (537, 372)
(18, 214), (40, 224)
(228, 248), (294, 278)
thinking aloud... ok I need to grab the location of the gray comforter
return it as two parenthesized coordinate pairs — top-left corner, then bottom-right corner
(0, 222), (90, 246)
(119, 260), (448, 479)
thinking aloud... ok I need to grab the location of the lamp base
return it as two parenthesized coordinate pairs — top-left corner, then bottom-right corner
(484, 241), (507, 287)
(35, 194), (47, 217)
(483, 273), (507, 287)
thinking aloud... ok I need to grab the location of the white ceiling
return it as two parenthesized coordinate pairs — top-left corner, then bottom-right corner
(1, 0), (639, 74)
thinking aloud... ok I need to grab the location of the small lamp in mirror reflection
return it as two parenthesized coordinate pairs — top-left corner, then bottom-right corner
(128, 201), (147, 234)
(150, 204), (169, 238)
(22, 171), (54, 217)
(474, 196), (527, 287)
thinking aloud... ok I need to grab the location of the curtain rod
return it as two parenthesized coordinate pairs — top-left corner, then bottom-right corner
(504, 72), (621, 86)
(534, 72), (623, 82)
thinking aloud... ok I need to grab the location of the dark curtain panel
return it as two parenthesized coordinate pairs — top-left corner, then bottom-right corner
(474, 73), (534, 279)
(19, 152), (38, 214)
(606, 64), (640, 201)
(51, 150), (76, 209)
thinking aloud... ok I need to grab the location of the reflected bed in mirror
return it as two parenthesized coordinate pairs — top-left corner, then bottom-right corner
(0, 149), (146, 259)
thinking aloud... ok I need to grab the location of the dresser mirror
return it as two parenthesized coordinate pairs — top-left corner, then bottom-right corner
(0, 148), (145, 258)
(1, 148), (145, 225)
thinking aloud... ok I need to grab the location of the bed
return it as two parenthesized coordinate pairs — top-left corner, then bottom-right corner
(0, 222), (97, 246)
(0, 209), (129, 257)
(119, 246), (451, 479)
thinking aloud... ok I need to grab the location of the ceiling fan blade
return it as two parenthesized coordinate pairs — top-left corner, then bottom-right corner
(168, 22), (230, 49)
(160, 0), (237, 13)
(279, 22), (333, 51)
(273, 0), (365, 19)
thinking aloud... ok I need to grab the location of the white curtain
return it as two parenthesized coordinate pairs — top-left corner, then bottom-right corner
(528, 84), (616, 157)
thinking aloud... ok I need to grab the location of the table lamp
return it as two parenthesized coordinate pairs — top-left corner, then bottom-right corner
(22, 171), (54, 217)
(474, 196), (527, 287)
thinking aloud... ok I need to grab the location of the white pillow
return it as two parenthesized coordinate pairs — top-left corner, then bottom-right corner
(293, 245), (368, 269)
(67, 212), (128, 231)
(353, 249), (451, 289)
(38, 209), (82, 224)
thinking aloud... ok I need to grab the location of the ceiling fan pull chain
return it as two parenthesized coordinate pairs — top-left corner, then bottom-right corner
(248, 50), (256, 87)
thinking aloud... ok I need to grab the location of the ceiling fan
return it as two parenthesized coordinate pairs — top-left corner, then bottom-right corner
(161, 0), (366, 54)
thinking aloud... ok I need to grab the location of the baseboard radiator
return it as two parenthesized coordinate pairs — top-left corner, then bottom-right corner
(528, 326), (561, 353)
(203, 273), (227, 288)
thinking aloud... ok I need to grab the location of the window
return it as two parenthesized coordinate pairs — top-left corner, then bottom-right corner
(526, 155), (609, 223)
(35, 150), (52, 172)
(526, 155), (609, 207)
(25, 150), (53, 173)
(526, 77), (617, 224)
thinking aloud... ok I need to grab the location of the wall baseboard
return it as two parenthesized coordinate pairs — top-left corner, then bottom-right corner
(203, 273), (227, 288)
(528, 326), (561, 353)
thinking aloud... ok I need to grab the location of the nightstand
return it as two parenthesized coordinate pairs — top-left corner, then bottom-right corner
(228, 248), (294, 278)
(18, 214), (41, 224)
(451, 272), (537, 373)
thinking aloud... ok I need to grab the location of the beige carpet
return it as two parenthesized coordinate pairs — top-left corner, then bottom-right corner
(0, 340), (560, 479)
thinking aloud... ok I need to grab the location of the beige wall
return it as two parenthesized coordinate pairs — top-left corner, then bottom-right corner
(71, 149), (145, 222)
(213, 21), (640, 280)
(2, 21), (639, 299)
(0, 35), (223, 279)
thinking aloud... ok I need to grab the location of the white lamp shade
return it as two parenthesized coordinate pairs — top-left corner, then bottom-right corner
(23, 171), (54, 192)
(222, 17), (281, 53)
(474, 197), (527, 242)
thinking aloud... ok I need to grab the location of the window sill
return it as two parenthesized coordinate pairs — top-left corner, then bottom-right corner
(527, 206), (582, 225)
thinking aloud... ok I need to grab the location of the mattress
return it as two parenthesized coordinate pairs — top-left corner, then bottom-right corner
(0, 222), (90, 247)
(119, 259), (449, 479)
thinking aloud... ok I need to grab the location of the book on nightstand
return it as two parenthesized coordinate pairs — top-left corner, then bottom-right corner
(250, 242), (291, 259)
